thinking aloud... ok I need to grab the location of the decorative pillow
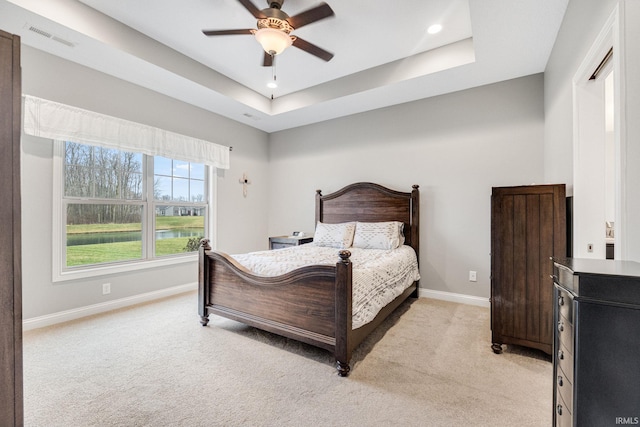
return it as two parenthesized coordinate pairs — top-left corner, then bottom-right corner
(352, 221), (405, 250)
(313, 222), (356, 248)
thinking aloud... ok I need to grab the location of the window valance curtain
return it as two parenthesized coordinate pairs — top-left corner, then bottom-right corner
(23, 95), (230, 169)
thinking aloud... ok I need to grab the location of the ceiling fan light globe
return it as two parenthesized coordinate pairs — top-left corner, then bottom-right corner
(254, 27), (292, 55)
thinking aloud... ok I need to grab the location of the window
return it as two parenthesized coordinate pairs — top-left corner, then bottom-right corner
(152, 156), (206, 257)
(55, 140), (209, 279)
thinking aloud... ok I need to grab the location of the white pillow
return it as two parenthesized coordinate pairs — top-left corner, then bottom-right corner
(352, 221), (405, 250)
(313, 222), (356, 248)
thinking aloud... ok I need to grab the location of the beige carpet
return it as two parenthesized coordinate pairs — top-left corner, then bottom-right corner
(23, 291), (552, 426)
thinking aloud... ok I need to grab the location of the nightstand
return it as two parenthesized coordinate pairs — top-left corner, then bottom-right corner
(269, 235), (313, 249)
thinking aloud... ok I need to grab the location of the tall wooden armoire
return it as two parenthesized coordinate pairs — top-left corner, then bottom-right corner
(0, 29), (23, 425)
(491, 184), (566, 355)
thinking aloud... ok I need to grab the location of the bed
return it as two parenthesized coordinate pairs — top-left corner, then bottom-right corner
(198, 182), (420, 376)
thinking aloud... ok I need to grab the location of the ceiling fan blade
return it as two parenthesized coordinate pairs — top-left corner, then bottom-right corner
(202, 29), (254, 36)
(262, 51), (274, 67)
(288, 2), (334, 29)
(292, 37), (334, 62)
(237, 0), (266, 19)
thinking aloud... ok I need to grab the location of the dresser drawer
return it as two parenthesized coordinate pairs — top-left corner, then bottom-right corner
(557, 287), (573, 322)
(555, 390), (573, 427)
(557, 340), (573, 384)
(557, 314), (574, 355)
(554, 263), (576, 293)
(556, 365), (573, 414)
(271, 242), (292, 249)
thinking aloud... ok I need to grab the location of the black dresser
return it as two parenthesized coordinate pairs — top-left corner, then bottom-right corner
(552, 258), (640, 427)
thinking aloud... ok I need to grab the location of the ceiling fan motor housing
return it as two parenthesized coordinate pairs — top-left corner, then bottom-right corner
(262, 5), (290, 23)
(257, 17), (294, 33)
(268, 0), (284, 9)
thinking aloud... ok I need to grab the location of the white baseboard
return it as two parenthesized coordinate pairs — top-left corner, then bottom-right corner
(23, 283), (198, 331)
(419, 288), (490, 308)
(23, 284), (487, 331)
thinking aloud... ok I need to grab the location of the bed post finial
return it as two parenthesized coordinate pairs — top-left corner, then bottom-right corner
(316, 189), (322, 196)
(412, 184), (419, 190)
(200, 238), (211, 251)
(338, 250), (351, 263)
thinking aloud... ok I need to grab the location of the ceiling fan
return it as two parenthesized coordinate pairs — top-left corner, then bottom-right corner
(202, 0), (335, 66)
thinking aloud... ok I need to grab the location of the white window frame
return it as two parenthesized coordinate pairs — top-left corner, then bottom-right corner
(52, 140), (216, 282)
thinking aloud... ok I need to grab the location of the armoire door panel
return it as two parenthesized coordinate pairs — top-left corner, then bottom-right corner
(525, 194), (541, 342)
(496, 195), (514, 338)
(513, 195), (528, 339)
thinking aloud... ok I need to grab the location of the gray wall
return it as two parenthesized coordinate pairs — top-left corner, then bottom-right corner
(21, 46), (270, 319)
(268, 74), (546, 299)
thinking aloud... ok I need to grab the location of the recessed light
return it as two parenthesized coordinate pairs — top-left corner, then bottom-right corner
(267, 81), (278, 89)
(427, 24), (442, 35)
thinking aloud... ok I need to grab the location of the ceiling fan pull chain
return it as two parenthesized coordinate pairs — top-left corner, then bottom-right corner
(271, 54), (277, 99)
(272, 56), (277, 84)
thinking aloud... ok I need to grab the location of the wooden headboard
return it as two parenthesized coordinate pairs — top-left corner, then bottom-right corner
(315, 182), (420, 258)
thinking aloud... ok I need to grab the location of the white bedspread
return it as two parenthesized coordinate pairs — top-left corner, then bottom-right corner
(232, 243), (421, 329)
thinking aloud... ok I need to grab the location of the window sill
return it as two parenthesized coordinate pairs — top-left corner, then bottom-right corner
(52, 253), (198, 283)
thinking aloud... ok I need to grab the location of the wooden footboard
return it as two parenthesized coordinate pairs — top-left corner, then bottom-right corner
(198, 239), (354, 375)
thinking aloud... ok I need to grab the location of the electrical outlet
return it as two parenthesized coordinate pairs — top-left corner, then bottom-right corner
(469, 271), (477, 282)
(102, 283), (111, 295)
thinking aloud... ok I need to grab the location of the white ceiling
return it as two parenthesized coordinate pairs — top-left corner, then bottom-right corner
(0, 0), (569, 133)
